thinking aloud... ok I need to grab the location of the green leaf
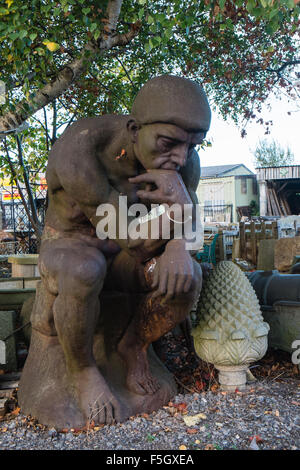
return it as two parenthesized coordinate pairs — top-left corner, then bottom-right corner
(19, 30), (27, 39)
(93, 30), (100, 40)
(9, 32), (19, 40)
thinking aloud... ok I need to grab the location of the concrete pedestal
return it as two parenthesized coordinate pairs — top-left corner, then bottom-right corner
(8, 255), (39, 278)
(215, 364), (249, 391)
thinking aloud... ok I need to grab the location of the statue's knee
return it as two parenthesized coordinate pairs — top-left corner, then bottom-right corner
(76, 256), (106, 287)
(60, 254), (107, 296)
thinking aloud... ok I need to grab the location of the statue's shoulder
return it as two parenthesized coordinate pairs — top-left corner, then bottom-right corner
(48, 114), (129, 164)
(58, 114), (128, 141)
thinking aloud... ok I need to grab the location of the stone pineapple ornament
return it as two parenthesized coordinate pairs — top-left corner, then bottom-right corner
(192, 261), (269, 390)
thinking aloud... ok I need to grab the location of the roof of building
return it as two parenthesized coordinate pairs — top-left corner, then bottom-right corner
(200, 163), (254, 178)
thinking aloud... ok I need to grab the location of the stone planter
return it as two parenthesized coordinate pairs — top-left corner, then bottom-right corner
(8, 255), (39, 278)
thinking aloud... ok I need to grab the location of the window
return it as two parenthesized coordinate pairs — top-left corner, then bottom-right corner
(241, 177), (247, 194)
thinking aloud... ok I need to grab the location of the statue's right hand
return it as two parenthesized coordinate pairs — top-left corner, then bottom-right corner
(128, 169), (192, 206)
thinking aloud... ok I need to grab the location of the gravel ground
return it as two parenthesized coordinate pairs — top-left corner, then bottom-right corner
(0, 377), (299, 451)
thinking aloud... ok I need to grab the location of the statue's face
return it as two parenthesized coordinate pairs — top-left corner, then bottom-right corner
(132, 123), (207, 171)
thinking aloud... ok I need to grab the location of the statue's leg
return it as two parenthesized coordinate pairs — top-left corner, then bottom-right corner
(39, 238), (123, 424)
(116, 257), (202, 395)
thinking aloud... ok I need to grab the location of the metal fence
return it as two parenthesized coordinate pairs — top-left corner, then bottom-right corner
(203, 204), (233, 223)
(0, 189), (46, 254)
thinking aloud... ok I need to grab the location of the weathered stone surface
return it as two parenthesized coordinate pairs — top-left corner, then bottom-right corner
(232, 238), (240, 260)
(19, 294), (35, 346)
(8, 255), (39, 265)
(18, 75), (210, 428)
(0, 278), (23, 290)
(18, 289), (177, 429)
(0, 340), (5, 365)
(8, 255), (39, 278)
(257, 239), (276, 271)
(274, 237), (300, 272)
(0, 311), (17, 371)
(0, 288), (36, 311)
(0, 277), (40, 290)
(215, 365), (249, 391)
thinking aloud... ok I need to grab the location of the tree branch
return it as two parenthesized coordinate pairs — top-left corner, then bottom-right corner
(15, 135), (42, 238)
(2, 139), (41, 238)
(0, 0), (139, 134)
(267, 59), (300, 75)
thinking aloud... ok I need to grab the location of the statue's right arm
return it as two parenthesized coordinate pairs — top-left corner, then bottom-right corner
(54, 142), (166, 259)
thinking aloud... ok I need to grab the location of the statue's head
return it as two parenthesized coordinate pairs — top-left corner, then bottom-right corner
(128, 75), (211, 170)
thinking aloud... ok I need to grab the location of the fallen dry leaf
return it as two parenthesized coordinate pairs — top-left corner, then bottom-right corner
(179, 445), (187, 450)
(173, 402), (187, 412)
(183, 413), (207, 427)
(204, 444), (215, 450)
(11, 407), (20, 416)
(195, 380), (205, 391)
(195, 439), (200, 444)
(249, 435), (264, 443)
(210, 384), (219, 392)
(186, 428), (198, 434)
(275, 409), (280, 417)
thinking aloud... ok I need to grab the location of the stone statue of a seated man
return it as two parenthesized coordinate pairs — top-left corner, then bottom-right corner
(19, 75), (211, 428)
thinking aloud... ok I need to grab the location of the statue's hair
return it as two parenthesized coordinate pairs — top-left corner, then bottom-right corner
(131, 75), (211, 131)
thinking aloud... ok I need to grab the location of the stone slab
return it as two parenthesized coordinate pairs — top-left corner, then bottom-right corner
(0, 340), (5, 365)
(0, 289), (36, 311)
(232, 238), (240, 260)
(8, 255), (39, 265)
(0, 279), (23, 290)
(257, 239), (276, 271)
(274, 237), (300, 272)
(11, 264), (39, 278)
(0, 311), (17, 371)
(24, 277), (40, 289)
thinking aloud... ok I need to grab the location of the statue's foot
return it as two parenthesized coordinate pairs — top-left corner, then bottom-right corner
(118, 340), (160, 395)
(73, 366), (124, 425)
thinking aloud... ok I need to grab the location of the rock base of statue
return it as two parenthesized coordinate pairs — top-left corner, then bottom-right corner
(18, 288), (177, 429)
